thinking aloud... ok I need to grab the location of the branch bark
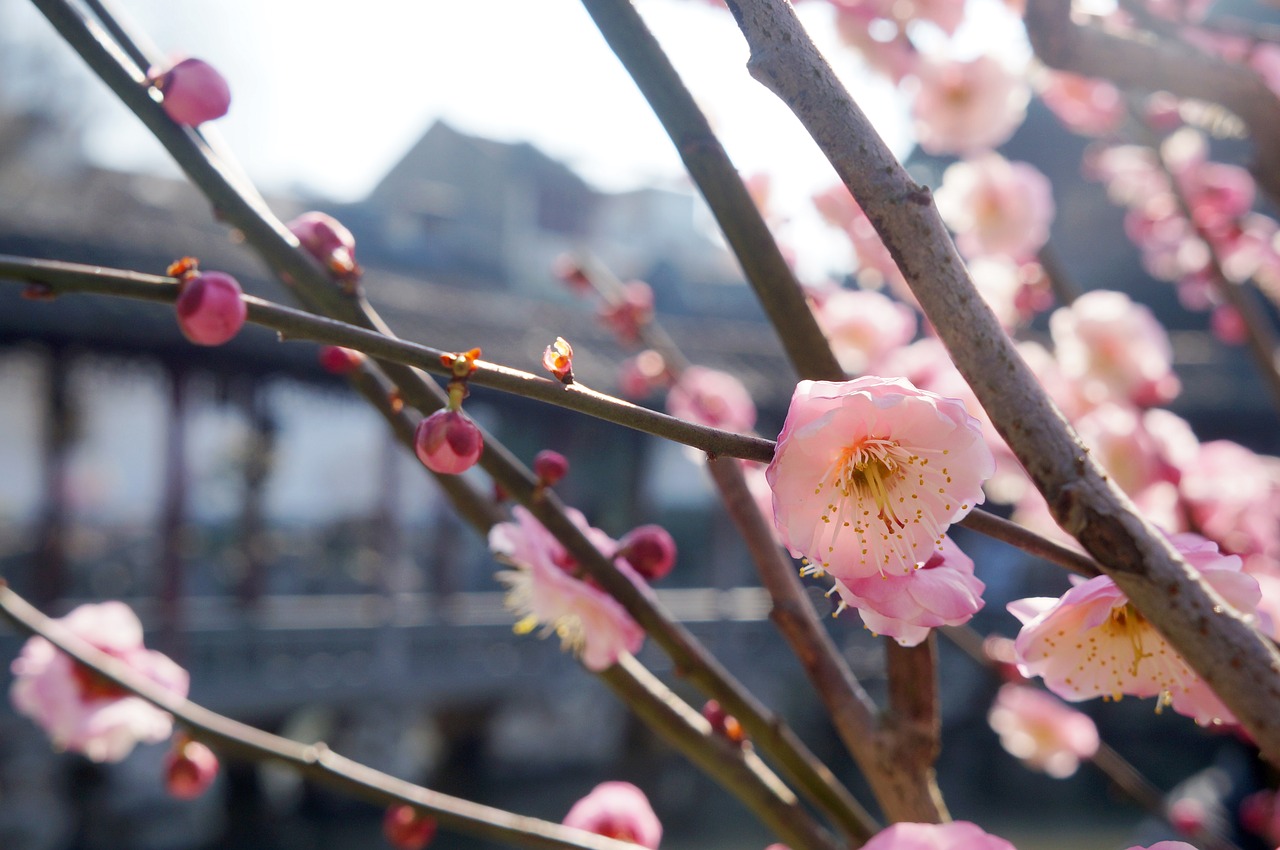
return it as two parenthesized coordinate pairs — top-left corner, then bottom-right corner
(726, 0), (1280, 767)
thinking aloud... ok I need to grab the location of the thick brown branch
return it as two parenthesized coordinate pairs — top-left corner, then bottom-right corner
(728, 0), (1280, 767)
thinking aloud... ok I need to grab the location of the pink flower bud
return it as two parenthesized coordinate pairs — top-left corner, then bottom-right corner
(318, 345), (366, 375)
(164, 737), (219, 799)
(383, 805), (438, 850)
(175, 271), (246, 346)
(533, 450), (569, 486)
(287, 212), (361, 285)
(553, 254), (593, 294)
(151, 58), (231, 126)
(542, 336), (574, 383)
(414, 410), (483, 474)
(617, 525), (676, 582)
(563, 782), (662, 849)
(701, 699), (746, 744)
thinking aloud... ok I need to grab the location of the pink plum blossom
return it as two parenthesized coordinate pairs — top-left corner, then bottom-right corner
(1009, 533), (1263, 725)
(862, 821), (1018, 850)
(618, 350), (669, 399)
(150, 58), (230, 126)
(934, 153), (1055, 261)
(832, 9), (919, 83)
(665, 366), (757, 434)
(1049, 289), (1180, 408)
(1180, 441), (1280, 567)
(810, 287), (917, 375)
(562, 782), (662, 849)
(491, 506), (645, 671)
(599, 281), (655, 344)
(910, 56), (1030, 156)
(987, 683), (1099, 777)
(830, 535), (985, 646)
(767, 377), (993, 581)
(1122, 844), (1198, 850)
(165, 737), (219, 799)
(10, 602), (190, 762)
(1037, 70), (1125, 137)
(383, 805), (438, 850)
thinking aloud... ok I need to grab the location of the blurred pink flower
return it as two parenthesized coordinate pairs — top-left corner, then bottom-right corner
(767, 377), (992, 581)
(863, 821), (1017, 850)
(830, 535), (985, 646)
(618, 350), (669, 399)
(935, 154), (1055, 261)
(599, 281), (655, 344)
(1122, 844), (1198, 850)
(666, 366), (757, 434)
(1180, 440), (1280, 566)
(10, 602), (189, 762)
(1038, 71), (1125, 137)
(562, 781), (662, 849)
(911, 56), (1029, 156)
(832, 9), (919, 82)
(987, 683), (1099, 777)
(1009, 533), (1262, 725)
(1049, 289), (1180, 408)
(491, 506), (645, 671)
(812, 186), (912, 299)
(810, 287), (917, 374)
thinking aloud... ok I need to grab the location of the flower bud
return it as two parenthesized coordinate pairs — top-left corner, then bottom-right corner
(164, 737), (219, 799)
(151, 58), (231, 126)
(617, 525), (676, 581)
(542, 337), (574, 383)
(414, 410), (483, 474)
(383, 804), (438, 850)
(318, 345), (366, 375)
(701, 699), (746, 744)
(533, 450), (569, 486)
(175, 271), (246, 346)
(288, 212), (361, 284)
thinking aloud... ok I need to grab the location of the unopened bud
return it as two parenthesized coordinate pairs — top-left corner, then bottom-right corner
(617, 525), (676, 581)
(542, 337), (574, 383)
(414, 410), (483, 474)
(533, 450), (569, 486)
(164, 737), (219, 800)
(175, 271), (246, 346)
(383, 804), (438, 850)
(288, 212), (361, 286)
(318, 345), (366, 375)
(151, 58), (231, 126)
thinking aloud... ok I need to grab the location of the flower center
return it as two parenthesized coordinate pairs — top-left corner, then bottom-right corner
(832, 438), (910, 532)
(1104, 603), (1152, 678)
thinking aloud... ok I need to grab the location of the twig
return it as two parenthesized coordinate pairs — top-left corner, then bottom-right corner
(726, 0), (1280, 767)
(28, 6), (858, 838)
(0, 584), (643, 850)
(578, 0), (845, 383)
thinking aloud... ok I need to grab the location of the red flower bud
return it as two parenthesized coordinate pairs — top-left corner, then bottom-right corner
(617, 525), (676, 581)
(533, 450), (569, 486)
(383, 804), (438, 850)
(175, 271), (246, 346)
(288, 212), (361, 285)
(164, 738), (219, 800)
(701, 699), (746, 744)
(318, 345), (366, 375)
(414, 410), (483, 474)
(542, 337), (574, 383)
(152, 58), (231, 126)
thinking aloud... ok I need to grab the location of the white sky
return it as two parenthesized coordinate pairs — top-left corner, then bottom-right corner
(5, 0), (1027, 278)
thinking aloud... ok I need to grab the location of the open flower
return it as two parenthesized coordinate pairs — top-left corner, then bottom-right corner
(562, 782), (662, 849)
(665, 366), (756, 434)
(911, 56), (1029, 156)
(10, 602), (189, 762)
(767, 377), (992, 581)
(935, 153), (1055, 262)
(1009, 533), (1262, 725)
(491, 506), (645, 671)
(863, 821), (1017, 850)
(987, 684), (1099, 778)
(830, 535), (985, 646)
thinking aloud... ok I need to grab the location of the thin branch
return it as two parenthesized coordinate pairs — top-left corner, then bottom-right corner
(601, 657), (844, 850)
(578, 0), (845, 383)
(27, 7), (858, 837)
(0, 584), (643, 850)
(0, 256), (775, 463)
(726, 0), (1280, 767)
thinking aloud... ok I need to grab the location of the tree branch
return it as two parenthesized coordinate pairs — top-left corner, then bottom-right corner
(726, 0), (1280, 767)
